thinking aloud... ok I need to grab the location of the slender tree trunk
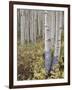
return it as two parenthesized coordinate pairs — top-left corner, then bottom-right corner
(52, 11), (64, 69)
(20, 10), (25, 45)
(33, 10), (37, 43)
(42, 12), (45, 40)
(38, 11), (41, 36)
(17, 9), (21, 42)
(25, 10), (29, 43)
(45, 11), (51, 73)
(29, 10), (34, 43)
(52, 12), (59, 66)
(50, 11), (56, 48)
(58, 11), (64, 57)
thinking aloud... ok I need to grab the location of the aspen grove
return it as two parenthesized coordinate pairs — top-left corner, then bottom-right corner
(17, 9), (64, 80)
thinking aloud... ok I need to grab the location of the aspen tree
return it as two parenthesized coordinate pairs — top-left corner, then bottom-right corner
(45, 11), (51, 73)
(52, 11), (64, 69)
(20, 9), (25, 45)
(29, 10), (34, 43)
(50, 11), (56, 48)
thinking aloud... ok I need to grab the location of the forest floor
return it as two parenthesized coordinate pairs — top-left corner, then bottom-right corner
(17, 40), (64, 80)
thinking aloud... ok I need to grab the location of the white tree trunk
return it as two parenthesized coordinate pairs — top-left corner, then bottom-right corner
(33, 10), (37, 43)
(52, 11), (64, 67)
(17, 9), (20, 42)
(20, 10), (25, 45)
(58, 11), (64, 57)
(25, 10), (29, 43)
(50, 11), (56, 48)
(45, 11), (51, 73)
(52, 12), (59, 66)
(42, 12), (45, 40)
(38, 11), (42, 36)
(29, 10), (34, 43)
